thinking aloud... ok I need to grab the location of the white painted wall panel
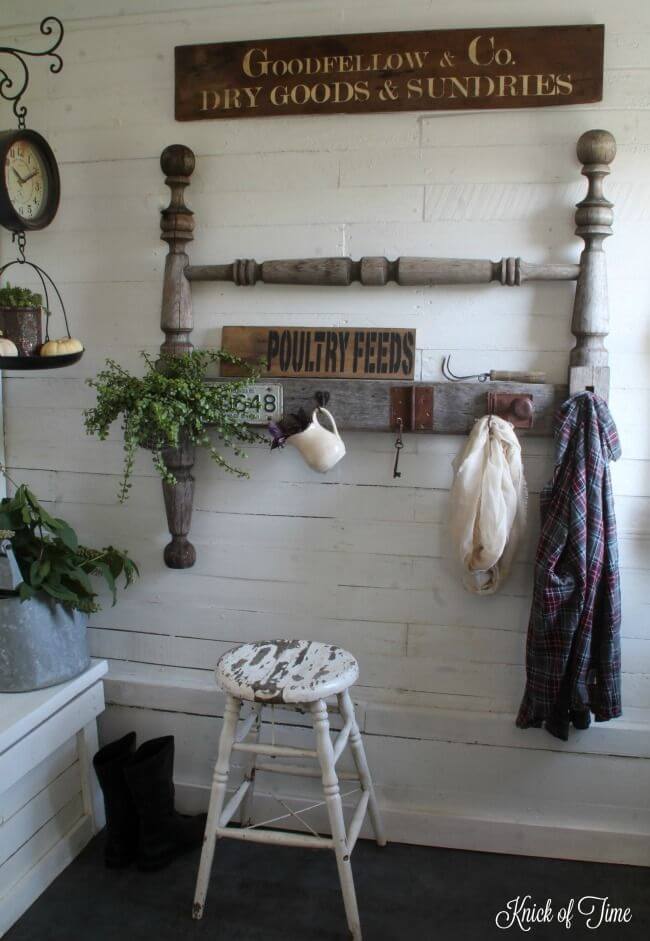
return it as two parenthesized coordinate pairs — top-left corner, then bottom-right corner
(1, 0), (649, 862)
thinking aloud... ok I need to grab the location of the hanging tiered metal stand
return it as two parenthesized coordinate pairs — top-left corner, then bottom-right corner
(0, 17), (83, 371)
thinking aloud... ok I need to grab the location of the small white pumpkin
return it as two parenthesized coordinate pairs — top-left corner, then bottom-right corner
(40, 337), (83, 357)
(0, 332), (18, 356)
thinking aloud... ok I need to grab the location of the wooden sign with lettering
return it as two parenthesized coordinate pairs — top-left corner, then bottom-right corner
(221, 327), (416, 379)
(175, 24), (603, 121)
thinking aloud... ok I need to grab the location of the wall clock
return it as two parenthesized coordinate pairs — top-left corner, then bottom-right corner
(0, 129), (60, 232)
(0, 16), (64, 234)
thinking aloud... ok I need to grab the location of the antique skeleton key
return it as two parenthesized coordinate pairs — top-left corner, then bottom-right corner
(393, 418), (404, 478)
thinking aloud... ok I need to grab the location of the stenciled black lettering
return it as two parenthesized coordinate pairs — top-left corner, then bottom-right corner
(364, 330), (377, 374)
(279, 330), (291, 372)
(401, 330), (415, 375)
(389, 332), (402, 372)
(338, 330), (350, 371)
(325, 331), (338, 372)
(314, 331), (325, 372)
(291, 330), (307, 372)
(352, 331), (364, 373)
(377, 331), (389, 373)
(267, 331), (280, 369)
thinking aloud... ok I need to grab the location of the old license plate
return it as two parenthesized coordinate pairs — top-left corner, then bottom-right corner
(233, 383), (283, 424)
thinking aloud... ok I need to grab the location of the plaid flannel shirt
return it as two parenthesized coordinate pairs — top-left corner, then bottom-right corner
(516, 392), (622, 740)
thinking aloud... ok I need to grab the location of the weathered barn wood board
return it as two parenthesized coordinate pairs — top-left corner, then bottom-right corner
(221, 326), (416, 379)
(175, 24), (604, 120)
(217, 379), (566, 435)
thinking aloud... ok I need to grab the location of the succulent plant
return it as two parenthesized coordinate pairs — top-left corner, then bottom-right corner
(0, 282), (43, 308)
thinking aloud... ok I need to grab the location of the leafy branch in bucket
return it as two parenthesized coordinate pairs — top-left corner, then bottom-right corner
(0, 282), (43, 307)
(0, 476), (138, 614)
(84, 350), (264, 502)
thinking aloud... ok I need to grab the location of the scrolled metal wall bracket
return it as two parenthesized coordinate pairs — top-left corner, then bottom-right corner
(0, 16), (64, 128)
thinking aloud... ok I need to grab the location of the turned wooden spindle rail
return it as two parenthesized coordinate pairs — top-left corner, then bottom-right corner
(185, 256), (581, 287)
(158, 129), (616, 568)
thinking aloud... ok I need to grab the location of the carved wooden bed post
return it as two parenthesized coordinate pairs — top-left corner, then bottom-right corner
(154, 129), (615, 569)
(159, 144), (197, 568)
(569, 129), (616, 399)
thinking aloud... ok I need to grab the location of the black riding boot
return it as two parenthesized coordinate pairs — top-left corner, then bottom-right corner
(92, 731), (138, 868)
(123, 735), (207, 872)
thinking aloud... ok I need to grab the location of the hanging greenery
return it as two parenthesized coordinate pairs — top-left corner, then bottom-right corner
(0, 281), (43, 308)
(0, 480), (138, 613)
(84, 350), (264, 502)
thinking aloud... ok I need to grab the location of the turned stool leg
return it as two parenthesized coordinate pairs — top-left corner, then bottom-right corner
(192, 694), (241, 919)
(239, 703), (262, 826)
(311, 699), (362, 941)
(338, 690), (386, 847)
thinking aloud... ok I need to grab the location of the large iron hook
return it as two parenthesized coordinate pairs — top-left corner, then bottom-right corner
(441, 354), (489, 382)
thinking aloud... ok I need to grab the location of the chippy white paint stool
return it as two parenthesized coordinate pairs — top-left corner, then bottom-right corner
(192, 639), (386, 939)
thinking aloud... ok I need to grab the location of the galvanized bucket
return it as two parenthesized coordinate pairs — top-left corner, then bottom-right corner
(0, 593), (90, 692)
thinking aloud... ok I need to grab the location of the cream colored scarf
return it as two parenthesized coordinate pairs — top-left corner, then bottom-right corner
(449, 415), (527, 594)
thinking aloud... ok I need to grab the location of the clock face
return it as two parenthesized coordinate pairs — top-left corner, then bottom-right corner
(4, 139), (49, 223)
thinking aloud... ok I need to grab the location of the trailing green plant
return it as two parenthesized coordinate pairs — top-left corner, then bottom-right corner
(0, 479), (138, 613)
(84, 350), (264, 502)
(0, 282), (43, 308)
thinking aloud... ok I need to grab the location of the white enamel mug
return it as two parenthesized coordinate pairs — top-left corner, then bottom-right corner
(287, 407), (346, 473)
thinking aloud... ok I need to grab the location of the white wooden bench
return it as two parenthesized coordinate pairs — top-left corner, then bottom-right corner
(0, 659), (108, 935)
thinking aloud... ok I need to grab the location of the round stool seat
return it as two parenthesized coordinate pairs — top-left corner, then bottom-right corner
(216, 639), (359, 704)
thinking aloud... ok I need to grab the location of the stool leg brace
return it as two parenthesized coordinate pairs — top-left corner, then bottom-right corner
(192, 692), (385, 940)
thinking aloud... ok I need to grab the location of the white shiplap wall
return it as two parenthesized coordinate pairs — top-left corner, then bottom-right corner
(1, 0), (649, 865)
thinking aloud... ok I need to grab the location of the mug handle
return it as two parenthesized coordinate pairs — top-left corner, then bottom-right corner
(313, 407), (342, 440)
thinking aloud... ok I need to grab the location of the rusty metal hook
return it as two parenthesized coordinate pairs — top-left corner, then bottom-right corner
(441, 354), (489, 382)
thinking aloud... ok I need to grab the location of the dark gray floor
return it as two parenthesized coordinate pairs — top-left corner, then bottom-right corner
(5, 832), (649, 940)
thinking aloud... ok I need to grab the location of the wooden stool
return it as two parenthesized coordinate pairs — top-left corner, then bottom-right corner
(192, 640), (386, 939)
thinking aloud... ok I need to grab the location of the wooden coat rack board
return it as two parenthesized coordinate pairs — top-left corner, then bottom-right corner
(158, 128), (615, 567)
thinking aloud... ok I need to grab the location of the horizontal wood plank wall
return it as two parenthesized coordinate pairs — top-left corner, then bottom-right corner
(1, 0), (649, 864)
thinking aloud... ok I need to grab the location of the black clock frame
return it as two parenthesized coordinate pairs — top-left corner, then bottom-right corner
(0, 128), (60, 232)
